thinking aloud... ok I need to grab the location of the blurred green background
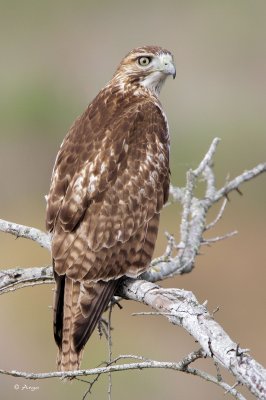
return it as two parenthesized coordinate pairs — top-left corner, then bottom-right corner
(0, 1), (265, 399)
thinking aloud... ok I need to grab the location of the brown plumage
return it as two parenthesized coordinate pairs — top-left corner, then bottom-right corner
(46, 45), (175, 371)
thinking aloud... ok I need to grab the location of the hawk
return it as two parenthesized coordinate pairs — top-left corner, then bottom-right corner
(46, 45), (176, 371)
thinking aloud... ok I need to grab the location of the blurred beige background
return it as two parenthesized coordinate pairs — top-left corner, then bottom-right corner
(0, 1), (265, 399)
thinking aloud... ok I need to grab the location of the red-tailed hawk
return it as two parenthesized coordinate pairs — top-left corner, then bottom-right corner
(46, 45), (175, 371)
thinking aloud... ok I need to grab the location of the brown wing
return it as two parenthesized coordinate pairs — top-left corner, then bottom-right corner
(46, 94), (169, 281)
(46, 90), (169, 371)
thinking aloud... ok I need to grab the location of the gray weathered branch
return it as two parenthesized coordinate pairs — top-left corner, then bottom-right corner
(143, 138), (266, 282)
(0, 266), (265, 398)
(119, 279), (266, 399)
(0, 219), (51, 250)
(0, 266), (53, 295)
(0, 351), (246, 400)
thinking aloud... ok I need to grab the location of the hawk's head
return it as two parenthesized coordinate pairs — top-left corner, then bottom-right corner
(113, 45), (176, 96)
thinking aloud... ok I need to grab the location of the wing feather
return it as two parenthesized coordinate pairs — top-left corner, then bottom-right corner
(46, 90), (169, 281)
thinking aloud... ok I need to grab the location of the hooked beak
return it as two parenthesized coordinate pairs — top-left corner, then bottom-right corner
(160, 54), (176, 79)
(171, 65), (176, 79)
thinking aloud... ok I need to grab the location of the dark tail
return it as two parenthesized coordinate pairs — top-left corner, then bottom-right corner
(53, 270), (121, 371)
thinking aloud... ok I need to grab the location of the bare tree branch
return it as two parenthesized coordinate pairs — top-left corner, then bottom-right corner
(118, 279), (266, 399)
(0, 351), (246, 400)
(201, 230), (238, 245)
(0, 266), (53, 295)
(0, 218), (51, 251)
(0, 267), (265, 398)
(205, 198), (228, 230)
(107, 304), (113, 400)
(143, 139), (266, 282)
(213, 163), (266, 202)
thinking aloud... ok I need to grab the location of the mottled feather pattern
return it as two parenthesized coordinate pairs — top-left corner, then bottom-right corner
(49, 99), (169, 275)
(46, 45), (174, 371)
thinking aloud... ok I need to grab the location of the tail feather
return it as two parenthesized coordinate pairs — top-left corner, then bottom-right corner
(53, 270), (121, 372)
(73, 279), (121, 352)
(57, 277), (81, 371)
(53, 271), (65, 348)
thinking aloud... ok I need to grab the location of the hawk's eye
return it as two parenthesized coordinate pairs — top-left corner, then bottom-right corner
(138, 56), (152, 66)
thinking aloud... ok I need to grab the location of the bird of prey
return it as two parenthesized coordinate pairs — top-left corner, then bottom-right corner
(46, 45), (175, 371)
